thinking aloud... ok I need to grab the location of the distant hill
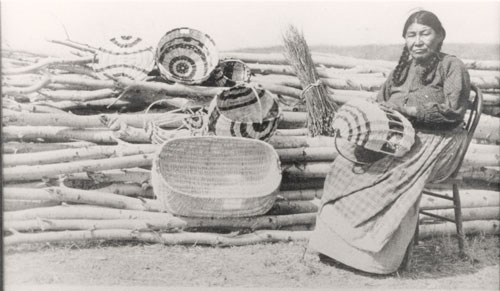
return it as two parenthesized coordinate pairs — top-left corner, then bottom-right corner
(232, 43), (500, 62)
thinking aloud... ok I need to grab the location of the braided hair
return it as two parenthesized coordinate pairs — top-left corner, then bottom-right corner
(392, 10), (446, 86)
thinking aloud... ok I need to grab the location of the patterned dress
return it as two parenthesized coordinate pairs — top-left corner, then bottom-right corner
(308, 53), (471, 274)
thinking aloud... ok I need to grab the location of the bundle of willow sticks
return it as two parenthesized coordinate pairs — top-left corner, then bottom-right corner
(2, 42), (499, 246)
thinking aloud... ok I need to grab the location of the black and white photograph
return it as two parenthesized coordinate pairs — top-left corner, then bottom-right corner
(2, 0), (499, 290)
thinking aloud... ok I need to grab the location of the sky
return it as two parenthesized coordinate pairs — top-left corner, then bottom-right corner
(1, 0), (500, 55)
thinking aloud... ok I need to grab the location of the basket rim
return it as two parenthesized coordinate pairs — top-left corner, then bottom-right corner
(152, 136), (282, 199)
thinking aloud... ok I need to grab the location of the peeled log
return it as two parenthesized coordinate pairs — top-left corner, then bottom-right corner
(221, 52), (393, 71)
(463, 59), (500, 71)
(3, 153), (154, 182)
(268, 200), (319, 215)
(90, 183), (154, 198)
(39, 88), (117, 101)
(32, 98), (130, 111)
(2, 126), (152, 144)
(2, 56), (93, 75)
(222, 52), (499, 72)
(2, 126), (119, 144)
(183, 213), (316, 231)
(277, 189), (322, 201)
(3, 229), (311, 246)
(4, 183), (154, 200)
(3, 188), (53, 201)
(420, 206), (499, 222)
(282, 162), (332, 178)
(419, 220), (500, 238)
(2, 110), (187, 129)
(3, 141), (97, 154)
(420, 189), (500, 210)
(4, 205), (176, 221)
(280, 178), (325, 191)
(3, 199), (60, 211)
(3, 144), (158, 167)
(482, 105), (500, 117)
(269, 135), (337, 149)
(276, 147), (337, 162)
(43, 187), (161, 211)
(247, 63), (386, 79)
(65, 168), (151, 184)
(459, 166), (500, 184)
(4, 218), (186, 232)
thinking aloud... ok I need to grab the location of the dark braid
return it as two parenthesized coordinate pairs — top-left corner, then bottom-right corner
(420, 41), (443, 84)
(392, 46), (411, 86)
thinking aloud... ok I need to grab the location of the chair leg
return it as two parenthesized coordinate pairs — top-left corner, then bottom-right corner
(452, 183), (466, 255)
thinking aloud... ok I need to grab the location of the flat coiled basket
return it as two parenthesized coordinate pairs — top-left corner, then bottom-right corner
(155, 27), (219, 85)
(151, 136), (282, 217)
(93, 34), (155, 81)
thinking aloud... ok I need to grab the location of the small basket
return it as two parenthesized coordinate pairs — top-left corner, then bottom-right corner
(155, 27), (219, 85)
(201, 58), (252, 87)
(220, 58), (252, 82)
(207, 84), (282, 141)
(151, 136), (282, 217)
(93, 35), (155, 81)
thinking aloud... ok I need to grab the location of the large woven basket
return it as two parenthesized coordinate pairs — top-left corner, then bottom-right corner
(155, 27), (219, 85)
(151, 136), (282, 217)
(93, 35), (155, 81)
(332, 99), (415, 159)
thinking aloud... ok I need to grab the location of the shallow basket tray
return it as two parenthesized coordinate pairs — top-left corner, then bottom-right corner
(151, 136), (282, 218)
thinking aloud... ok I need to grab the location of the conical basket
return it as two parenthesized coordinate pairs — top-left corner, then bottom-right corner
(155, 27), (219, 85)
(151, 136), (282, 217)
(207, 84), (282, 141)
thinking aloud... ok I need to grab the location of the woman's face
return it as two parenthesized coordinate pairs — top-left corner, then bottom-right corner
(405, 22), (444, 61)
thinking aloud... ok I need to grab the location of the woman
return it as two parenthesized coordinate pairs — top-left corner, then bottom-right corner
(309, 10), (471, 274)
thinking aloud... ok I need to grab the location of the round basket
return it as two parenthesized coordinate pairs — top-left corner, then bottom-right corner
(93, 35), (155, 81)
(155, 27), (219, 85)
(151, 136), (282, 217)
(207, 84), (282, 141)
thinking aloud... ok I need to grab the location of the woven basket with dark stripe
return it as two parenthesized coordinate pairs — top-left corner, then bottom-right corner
(151, 136), (282, 217)
(332, 99), (415, 158)
(93, 35), (155, 81)
(207, 84), (281, 141)
(155, 27), (219, 85)
(203, 58), (252, 87)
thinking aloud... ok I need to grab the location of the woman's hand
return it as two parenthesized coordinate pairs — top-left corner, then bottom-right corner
(400, 106), (418, 117)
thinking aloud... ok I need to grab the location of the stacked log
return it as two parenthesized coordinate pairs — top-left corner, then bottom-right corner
(2, 46), (499, 247)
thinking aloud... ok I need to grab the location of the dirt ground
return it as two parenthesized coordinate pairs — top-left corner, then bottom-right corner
(3, 234), (499, 290)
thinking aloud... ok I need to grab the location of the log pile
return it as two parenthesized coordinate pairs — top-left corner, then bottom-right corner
(2, 43), (499, 247)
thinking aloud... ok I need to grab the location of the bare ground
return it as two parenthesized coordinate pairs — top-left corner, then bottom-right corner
(4, 234), (499, 290)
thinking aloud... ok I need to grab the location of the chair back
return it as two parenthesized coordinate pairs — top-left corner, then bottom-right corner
(450, 84), (483, 178)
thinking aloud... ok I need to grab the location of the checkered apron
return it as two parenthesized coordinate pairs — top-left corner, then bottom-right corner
(318, 126), (467, 253)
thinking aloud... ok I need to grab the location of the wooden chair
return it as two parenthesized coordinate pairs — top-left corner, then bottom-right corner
(400, 85), (484, 271)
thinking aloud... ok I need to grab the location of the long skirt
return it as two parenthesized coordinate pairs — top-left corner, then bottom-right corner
(309, 127), (467, 274)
